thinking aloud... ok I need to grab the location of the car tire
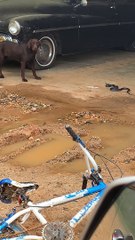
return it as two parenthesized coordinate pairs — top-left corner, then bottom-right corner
(35, 35), (57, 70)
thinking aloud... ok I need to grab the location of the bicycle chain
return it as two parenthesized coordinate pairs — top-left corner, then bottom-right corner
(42, 222), (74, 240)
(1, 221), (74, 240)
(0, 223), (43, 238)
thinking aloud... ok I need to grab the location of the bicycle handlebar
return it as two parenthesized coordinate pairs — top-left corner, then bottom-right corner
(65, 125), (98, 172)
(65, 125), (86, 148)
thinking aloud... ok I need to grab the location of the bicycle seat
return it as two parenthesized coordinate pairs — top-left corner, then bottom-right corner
(0, 178), (39, 204)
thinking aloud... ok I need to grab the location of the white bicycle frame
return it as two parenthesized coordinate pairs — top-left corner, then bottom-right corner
(1, 126), (107, 240)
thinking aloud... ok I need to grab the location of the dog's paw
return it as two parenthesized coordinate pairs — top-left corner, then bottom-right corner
(0, 75), (4, 78)
(22, 78), (28, 82)
(35, 76), (41, 80)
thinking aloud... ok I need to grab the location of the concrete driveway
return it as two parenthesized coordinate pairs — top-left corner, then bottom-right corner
(0, 49), (135, 99)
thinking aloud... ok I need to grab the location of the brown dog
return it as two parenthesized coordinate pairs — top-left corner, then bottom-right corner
(0, 39), (41, 82)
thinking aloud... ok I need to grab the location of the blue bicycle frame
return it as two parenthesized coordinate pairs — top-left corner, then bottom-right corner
(0, 126), (107, 239)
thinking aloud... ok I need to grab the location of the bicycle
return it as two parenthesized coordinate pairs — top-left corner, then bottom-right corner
(0, 125), (111, 240)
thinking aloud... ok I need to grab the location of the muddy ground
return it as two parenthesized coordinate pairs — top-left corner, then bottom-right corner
(0, 49), (135, 239)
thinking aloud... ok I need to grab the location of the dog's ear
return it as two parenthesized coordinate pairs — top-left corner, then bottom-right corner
(27, 39), (33, 49)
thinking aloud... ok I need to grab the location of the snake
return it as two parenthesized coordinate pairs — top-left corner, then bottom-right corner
(105, 83), (131, 94)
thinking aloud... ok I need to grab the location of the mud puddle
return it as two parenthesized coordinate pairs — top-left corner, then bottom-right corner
(11, 134), (75, 167)
(9, 123), (135, 170)
(1, 141), (28, 157)
(51, 123), (135, 174)
(89, 123), (135, 157)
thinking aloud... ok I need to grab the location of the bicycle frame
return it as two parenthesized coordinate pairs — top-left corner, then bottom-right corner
(0, 126), (107, 240)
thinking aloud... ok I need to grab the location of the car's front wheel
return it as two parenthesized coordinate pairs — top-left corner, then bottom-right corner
(35, 35), (57, 69)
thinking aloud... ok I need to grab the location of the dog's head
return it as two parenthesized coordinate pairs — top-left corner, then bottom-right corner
(27, 39), (41, 52)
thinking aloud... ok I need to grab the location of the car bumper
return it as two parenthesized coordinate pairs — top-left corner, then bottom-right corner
(0, 34), (18, 43)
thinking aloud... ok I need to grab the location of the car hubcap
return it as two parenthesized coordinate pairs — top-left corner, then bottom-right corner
(35, 37), (55, 67)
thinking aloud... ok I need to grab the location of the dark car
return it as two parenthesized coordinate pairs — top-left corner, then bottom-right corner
(0, 0), (135, 70)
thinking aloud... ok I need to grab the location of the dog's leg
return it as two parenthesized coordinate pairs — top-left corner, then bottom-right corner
(0, 56), (4, 78)
(20, 61), (28, 82)
(31, 61), (41, 80)
(0, 71), (4, 78)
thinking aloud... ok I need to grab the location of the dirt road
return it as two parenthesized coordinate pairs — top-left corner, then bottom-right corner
(0, 49), (135, 239)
